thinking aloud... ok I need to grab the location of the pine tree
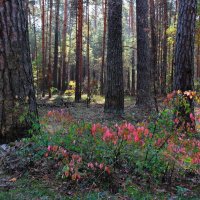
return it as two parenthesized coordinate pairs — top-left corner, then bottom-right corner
(0, 0), (38, 143)
(104, 0), (124, 114)
(136, 0), (151, 107)
(173, 0), (197, 91)
(173, 0), (197, 128)
(53, 0), (60, 88)
(75, 0), (83, 102)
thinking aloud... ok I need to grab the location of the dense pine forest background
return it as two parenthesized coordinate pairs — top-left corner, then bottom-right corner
(27, 0), (200, 98)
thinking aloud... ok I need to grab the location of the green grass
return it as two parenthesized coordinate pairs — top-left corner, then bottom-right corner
(0, 176), (160, 200)
(0, 177), (64, 200)
(1, 176), (199, 200)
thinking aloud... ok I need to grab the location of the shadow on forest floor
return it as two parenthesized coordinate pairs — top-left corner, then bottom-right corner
(37, 94), (159, 125)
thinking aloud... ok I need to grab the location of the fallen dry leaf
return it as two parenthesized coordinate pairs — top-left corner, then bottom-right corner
(9, 177), (17, 182)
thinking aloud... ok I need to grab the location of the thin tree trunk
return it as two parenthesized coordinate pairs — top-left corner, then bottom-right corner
(32, 4), (37, 60)
(41, 0), (46, 97)
(75, 0), (83, 102)
(94, 0), (97, 30)
(67, 2), (73, 84)
(130, 0), (136, 96)
(61, 0), (68, 91)
(53, 0), (60, 88)
(150, 0), (159, 111)
(161, 0), (168, 95)
(47, 0), (53, 98)
(100, 0), (107, 95)
(32, 3), (39, 97)
(87, 0), (90, 99)
(196, 16), (200, 78)
(197, 45), (200, 78)
(171, 0), (178, 91)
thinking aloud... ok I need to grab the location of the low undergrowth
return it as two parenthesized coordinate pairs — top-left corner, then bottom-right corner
(1, 91), (200, 199)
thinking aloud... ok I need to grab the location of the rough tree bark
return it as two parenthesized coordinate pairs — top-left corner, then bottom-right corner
(53, 0), (60, 88)
(171, 0), (178, 91)
(41, 0), (46, 97)
(173, 0), (197, 91)
(130, 0), (136, 96)
(100, 0), (107, 96)
(75, 0), (83, 102)
(150, 0), (159, 112)
(47, 0), (53, 98)
(0, 0), (38, 143)
(173, 0), (197, 129)
(136, 0), (151, 107)
(104, 0), (124, 114)
(161, 0), (168, 95)
(87, 0), (90, 99)
(32, 2), (39, 95)
(61, 0), (68, 91)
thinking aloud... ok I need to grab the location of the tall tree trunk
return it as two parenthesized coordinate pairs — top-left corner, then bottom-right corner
(100, 0), (107, 95)
(0, 0), (38, 143)
(197, 44), (200, 78)
(130, 0), (136, 96)
(53, 0), (60, 88)
(87, 0), (90, 99)
(171, 0), (178, 91)
(41, 0), (46, 97)
(67, 2), (73, 84)
(58, 30), (63, 91)
(47, 0), (53, 98)
(136, 0), (151, 107)
(94, 0), (98, 30)
(32, 2), (39, 96)
(150, 0), (159, 111)
(173, 0), (197, 128)
(173, 0), (197, 91)
(75, 0), (83, 102)
(158, 1), (163, 94)
(161, 0), (168, 95)
(196, 16), (200, 79)
(61, 0), (68, 91)
(32, 3), (37, 62)
(104, 0), (124, 114)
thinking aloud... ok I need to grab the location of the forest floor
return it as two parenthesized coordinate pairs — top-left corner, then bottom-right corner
(37, 94), (158, 124)
(0, 95), (199, 200)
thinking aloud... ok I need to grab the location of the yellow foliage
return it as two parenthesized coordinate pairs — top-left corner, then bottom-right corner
(65, 89), (75, 96)
(69, 81), (76, 89)
(64, 81), (76, 96)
